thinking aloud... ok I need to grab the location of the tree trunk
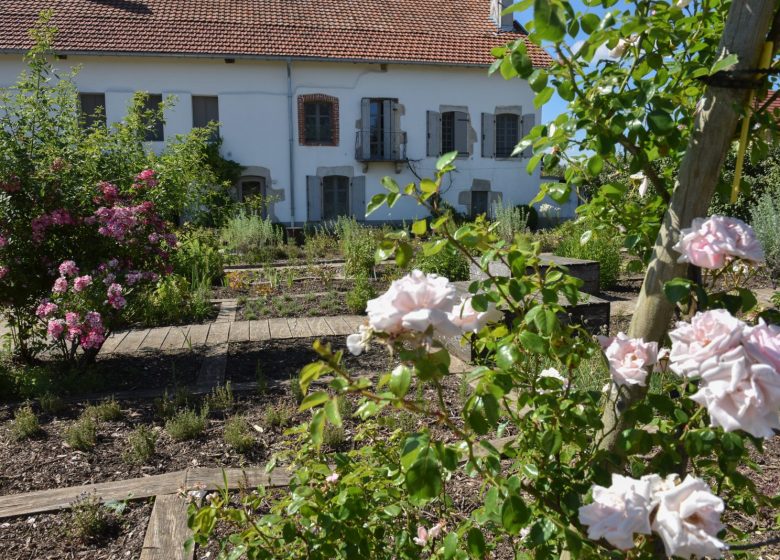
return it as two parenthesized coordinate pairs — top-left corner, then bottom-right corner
(598, 0), (779, 456)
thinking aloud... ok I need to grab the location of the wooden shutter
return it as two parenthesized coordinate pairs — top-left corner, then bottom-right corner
(426, 111), (441, 157)
(521, 113), (536, 158)
(350, 176), (367, 221)
(306, 176), (322, 222)
(383, 99), (394, 160)
(481, 113), (495, 158)
(454, 111), (469, 156)
(192, 96), (219, 127)
(360, 98), (371, 160)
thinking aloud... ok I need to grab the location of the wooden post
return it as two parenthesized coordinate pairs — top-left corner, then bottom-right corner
(598, 0), (780, 456)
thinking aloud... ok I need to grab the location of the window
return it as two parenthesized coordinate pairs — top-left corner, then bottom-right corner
(238, 177), (265, 203)
(192, 95), (219, 141)
(358, 98), (404, 161)
(427, 109), (470, 157)
(471, 191), (489, 218)
(441, 112), (455, 153)
(298, 94), (339, 146)
(495, 113), (520, 158)
(79, 93), (106, 128)
(322, 175), (350, 220)
(142, 93), (164, 142)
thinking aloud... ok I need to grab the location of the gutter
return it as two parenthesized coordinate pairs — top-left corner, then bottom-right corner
(287, 58), (295, 227)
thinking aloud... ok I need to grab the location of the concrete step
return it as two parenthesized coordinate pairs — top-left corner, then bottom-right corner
(469, 253), (600, 295)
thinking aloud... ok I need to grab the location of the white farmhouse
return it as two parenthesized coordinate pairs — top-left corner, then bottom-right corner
(0, 0), (569, 226)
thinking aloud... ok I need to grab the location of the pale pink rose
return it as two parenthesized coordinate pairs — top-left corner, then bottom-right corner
(742, 319), (780, 371)
(72, 275), (93, 293)
(652, 475), (725, 559)
(365, 270), (460, 336)
(325, 472), (339, 484)
(52, 277), (68, 293)
(107, 283), (126, 310)
(447, 297), (503, 333)
(691, 347), (780, 438)
(412, 522), (444, 547)
(630, 172), (650, 197)
(427, 522), (444, 540)
(578, 474), (656, 550)
(36, 301), (58, 319)
(674, 215), (764, 269)
(58, 260), (79, 277)
(668, 310), (745, 379)
(47, 318), (65, 339)
(602, 333), (658, 387)
(346, 325), (372, 356)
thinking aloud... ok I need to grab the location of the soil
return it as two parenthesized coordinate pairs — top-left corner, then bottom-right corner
(0, 499), (151, 559)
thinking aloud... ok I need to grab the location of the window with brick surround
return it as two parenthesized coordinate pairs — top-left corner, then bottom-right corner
(298, 94), (339, 146)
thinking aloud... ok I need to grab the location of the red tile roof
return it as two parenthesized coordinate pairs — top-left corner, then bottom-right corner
(757, 90), (780, 117)
(0, 0), (552, 67)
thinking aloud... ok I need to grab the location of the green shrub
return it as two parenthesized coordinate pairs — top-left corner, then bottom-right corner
(68, 493), (117, 542)
(153, 387), (194, 420)
(335, 217), (377, 278)
(205, 382), (234, 413)
(413, 244), (470, 281)
(136, 274), (213, 326)
(165, 406), (209, 441)
(173, 228), (224, 286)
(750, 188), (780, 279)
(553, 220), (621, 289)
(346, 275), (376, 314)
(224, 415), (255, 453)
(290, 376), (304, 405)
(66, 414), (98, 451)
(323, 424), (346, 448)
(492, 201), (538, 240)
(39, 392), (65, 415)
(86, 397), (122, 422)
(11, 403), (41, 440)
(220, 210), (284, 264)
(123, 425), (158, 465)
(262, 403), (295, 429)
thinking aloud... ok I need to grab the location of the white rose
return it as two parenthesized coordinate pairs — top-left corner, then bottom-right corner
(447, 296), (502, 333)
(668, 309), (745, 379)
(602, 333), (658, 387)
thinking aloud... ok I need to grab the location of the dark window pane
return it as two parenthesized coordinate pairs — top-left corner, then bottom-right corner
(79, 93), (106, 129)
(495, 113), (519, 158)
(322, 175), (350, 220)
(471, 191), (489, 217)
(142, 93), (164, 142)
(192, 95), (219, 141)
(303, 101), (334, 144)
(441, 111), (455, 154)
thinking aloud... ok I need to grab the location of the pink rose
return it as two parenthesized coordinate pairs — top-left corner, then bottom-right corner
(578, 474), (656, 550)
(651, 475), (725, 559)
(72, 275), (93, 293)
(85, 311), (103, 328)
(691, 346), (780, 438)
(58, 260), (79, 277)
(412, 522), (445, 547)
(65, 312), (80, 326)
(365, 270), (460, 336)
(601, 333), (658, 387)
(668, 310), (745, 379)
(47, 319), (65, 339)
(35, 301), (58, 319)
(81, 328), (106, 350)
(107, 283), (126, 309)
(0, 265), (7, 280)
(52, 277), (68, 293)
(447, 297), (503, 333)
(135, 168), (158, 188)
(673, 215), (764, 269)
(742, 319), (780, 371)
(0, 235), (6, 248)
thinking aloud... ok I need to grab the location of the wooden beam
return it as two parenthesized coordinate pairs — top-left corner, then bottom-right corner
(140, 494), (193, 560)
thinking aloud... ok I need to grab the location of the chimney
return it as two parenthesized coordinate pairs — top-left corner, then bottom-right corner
(490, 0), (516, 32)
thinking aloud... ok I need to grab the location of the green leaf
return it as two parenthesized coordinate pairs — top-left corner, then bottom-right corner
(580, 13), (600, 34)
(529, 69), (548, 92)
(519, 330), (547, 354)
(587, 155), (603, 176)
(420, 178), (438, 194)
(309, 409), (325, 447)
(496, 343), (521, 370)
(300, 361), (330, 394)
(405, 448), (442, 501)
(436, 151), (458, 171)
(389, 364), (412, 397)
(324, 397), (342, 426)
(647, 109), (675, 135)
(501, 494), (531, 534)
(664, 278), (693, 304)
(366, 193), (387, 216)
(299, 391), (329, 411)
(443, 532), (458, 559)
(500, 55), (519, 80)
(533, 0), (566, 42)
(466, 528), (486, 557)
(381, 176), (400, 193)
(396, 242), (413, 268)
(709, 53), (739, 76)
(423, 238), (448, 256)
(411, 219), (427, 236)
(534, 86), (555, 109)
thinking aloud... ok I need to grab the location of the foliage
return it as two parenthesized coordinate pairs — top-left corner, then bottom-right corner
(710, 144), (780, 222)
(554, 219), (622, 289)
(223, 415), (255, 453)
(173, 227), (225, 286)
(85, 397), (123, 422)
(0, 21), (218, 362)
(262, 403), (295, 429)
(39, 391), (65, 415)
(334, 217), (378, 278)
(123, 425), (158, 465)
(412, 244), (470, 281)
(133, 274), (213, 326)
(346, 275), (376, 314)
(11, 402), (41, 440)
(492, 200), (531, 242)
(66, 413), (98, 451)
(165, 406), (209, 441)
(219, 210), (284, 264)
(154, 387), (194, 420)
(205, 382), (234, 413)
(68, 493), (118, 542)
(749, 187), (780, 280)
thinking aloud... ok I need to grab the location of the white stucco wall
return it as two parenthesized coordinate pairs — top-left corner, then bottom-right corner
(0, 54), (576, 224)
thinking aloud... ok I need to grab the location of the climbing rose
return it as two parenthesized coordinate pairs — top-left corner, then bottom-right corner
(674, 215), (764, 269)
(691, 346), (780, 438)
(742, 319), (780, 371)
(72, 275), (93, 293)
(107, 283), (126, 309)
(629, 172), (650, 197)
(0, 266), (7, 280)
(600, 333), (658, 387)
(578, 474), (656, 550)
(52, 277), (68, 293)
(365, 270), (460, 336)
(36, 301), (58, 318)
(447, 297), (503, 333)
(413, 522), (445, 547)
(652, 476), (725, 559)
(668, 309), (745, 379)
(609, 35), (638, 58)
(58, 260), (79, 277)
(47, 319), (65, 339)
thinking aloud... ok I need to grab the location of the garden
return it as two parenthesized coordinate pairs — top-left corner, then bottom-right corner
(1, 2), (780, 559)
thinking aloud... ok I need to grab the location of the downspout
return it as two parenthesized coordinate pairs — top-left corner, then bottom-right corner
(287, 58), (296, 227)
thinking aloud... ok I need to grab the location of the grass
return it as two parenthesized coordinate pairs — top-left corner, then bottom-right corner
(165, 406), (209, 441)
(123, 425), (158, 465)
(224, 415), (255, 453)
(290, 376), (304, 405)
(323, 424), (346, 448)
(11, 403), (41, 441)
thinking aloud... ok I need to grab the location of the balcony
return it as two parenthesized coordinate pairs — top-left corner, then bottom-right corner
(354, 130), (407, 163)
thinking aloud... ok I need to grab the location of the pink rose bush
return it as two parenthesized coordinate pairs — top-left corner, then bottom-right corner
(673, 215), (764, 269)
(347, 270), (501, 355)
(599, 333), (659, 387)
(579, 474), (725, 558)
(668, 311), (780, 438)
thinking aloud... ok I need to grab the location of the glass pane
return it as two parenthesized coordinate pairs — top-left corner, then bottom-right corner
(495, 114), (518, 158)
(143, 94), (164, 142)
(322, 176), (349, 220)
(472, 191), (489, 217)
(241, 179), (264, 201)
(80, 93), (106, 129)
(441, 111), (454, 154)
